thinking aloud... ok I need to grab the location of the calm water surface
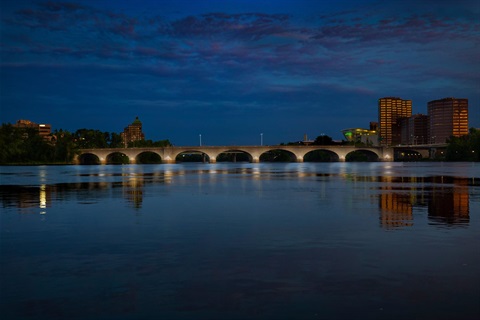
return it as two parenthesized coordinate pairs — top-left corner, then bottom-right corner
(1, 162), (479, 320)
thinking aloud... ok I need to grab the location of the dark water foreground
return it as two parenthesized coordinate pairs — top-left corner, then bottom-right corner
(1, 162), (479, 320)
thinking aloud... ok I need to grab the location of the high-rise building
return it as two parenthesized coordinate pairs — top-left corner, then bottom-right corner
(121, 116), (145, 147)
(428, 98), (468, 143)
(378, 97), (412, 146)
(399, 114), (430, 145)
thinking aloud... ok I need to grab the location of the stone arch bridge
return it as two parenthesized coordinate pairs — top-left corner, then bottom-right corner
(76, 145), (396, 164)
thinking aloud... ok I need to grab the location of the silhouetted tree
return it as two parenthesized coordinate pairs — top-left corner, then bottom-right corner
(74, 129), (109, 148)
(313, 135), (334, 145)
(53, 129), (78, 162)
(110, 132), (124, 148)
(0, 123), (26, 163)
(446, 128), (479, 161)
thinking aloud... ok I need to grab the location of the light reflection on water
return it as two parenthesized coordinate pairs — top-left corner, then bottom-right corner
(0, 162), (479, 319)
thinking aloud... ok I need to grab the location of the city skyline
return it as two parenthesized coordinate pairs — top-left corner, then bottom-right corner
(1, 0), (479, 146)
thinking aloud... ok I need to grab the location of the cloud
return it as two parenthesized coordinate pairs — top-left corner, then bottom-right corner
(1, 0), (479, 136)
(3, 1), (478, 71)
(171, 12), (290, 40)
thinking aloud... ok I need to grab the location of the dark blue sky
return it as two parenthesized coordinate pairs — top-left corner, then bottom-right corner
(1, 0), (479, 145)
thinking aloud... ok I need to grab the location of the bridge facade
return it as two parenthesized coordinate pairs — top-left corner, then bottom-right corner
(392, 143), (448, 160)
(75, 145), (395, 164)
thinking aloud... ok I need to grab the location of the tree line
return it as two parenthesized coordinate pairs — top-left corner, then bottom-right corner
(445, 128), (479, 161)
(0, 124), (171, 164)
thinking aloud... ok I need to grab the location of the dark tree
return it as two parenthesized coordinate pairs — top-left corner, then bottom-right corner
(313, 135), (334, 145)
(446, 128), (479, 161)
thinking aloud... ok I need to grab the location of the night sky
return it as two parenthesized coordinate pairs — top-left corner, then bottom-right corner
(1, 0), (479, 146)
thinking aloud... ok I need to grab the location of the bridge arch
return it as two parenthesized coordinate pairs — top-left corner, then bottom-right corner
(106, 152), (130, 164)
(345, 149), (380, 162)
(135, 151), (162, 164)
(175, 150), (211, 163)
(78, 153), (101, 165)
(304, 149), (340, 162)
(216, 150), (253, 162)
(260, 149), (297, 162)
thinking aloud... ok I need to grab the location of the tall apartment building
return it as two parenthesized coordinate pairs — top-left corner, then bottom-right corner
(121, 116), (145, 147)
(378, 97), (412, 145)
(428, 98), (468, 143)
(399, 114), (430, 145)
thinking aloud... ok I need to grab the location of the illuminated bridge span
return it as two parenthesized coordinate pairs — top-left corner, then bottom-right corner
(76, 145), (396, 164)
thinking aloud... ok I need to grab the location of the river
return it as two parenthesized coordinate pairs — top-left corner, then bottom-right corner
(1, 162), (479, 320)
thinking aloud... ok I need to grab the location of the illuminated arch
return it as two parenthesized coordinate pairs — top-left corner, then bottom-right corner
(106, 152), (130, 164)
(216, 150), (253, 162)
(135, 151), (162, 164)
(77, 153), (100, 165)
(175, 150), (211, 163)
(304, 149), (340, 162)
(345, 149), (380, 162)
(259, 149), (297, 162)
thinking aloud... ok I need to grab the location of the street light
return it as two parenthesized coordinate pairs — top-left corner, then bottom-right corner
(199, 134), (202, 146)
(260, 133), (263, 146)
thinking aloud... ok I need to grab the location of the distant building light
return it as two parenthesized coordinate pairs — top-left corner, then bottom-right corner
(39, 124), (46, 127)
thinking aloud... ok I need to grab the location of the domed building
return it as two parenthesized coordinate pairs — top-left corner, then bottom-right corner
(341, 128), (378, 146)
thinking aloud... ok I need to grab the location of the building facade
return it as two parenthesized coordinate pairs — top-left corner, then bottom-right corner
(399, 114), (430, 145)
(14, 119), (52, 140)
(121, 116), (145, 147)
(341, 128), (378, 146)
(378, 97), (412, 146)
(428, 98), (468, 143)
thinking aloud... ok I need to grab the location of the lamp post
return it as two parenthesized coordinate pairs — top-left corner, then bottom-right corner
(260, 133), (263, 146)
(199, 134), (202, 146)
